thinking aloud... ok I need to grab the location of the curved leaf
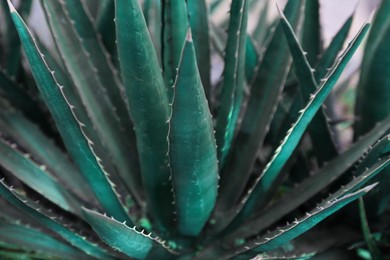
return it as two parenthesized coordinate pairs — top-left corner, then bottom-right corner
(82, 208), (173, 260)
(7, 1), (131, 223)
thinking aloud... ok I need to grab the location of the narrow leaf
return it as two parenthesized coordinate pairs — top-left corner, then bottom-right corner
(0, 220), (90, 259)
(233, 21), (370, 227)
(226, 117), (390, 240)
(0, 106), (94, 202)
(215, 0), (248, 166)
(169, 32), (218, 236)
(280, 7), (338, 165)
(82, 208), (173, 260)
(214, 0), (304, 229)
(355, 0), (390, 137)
(115, 0), (174, 232)
(187, 0), (212, 102)
(0, 138), (81, 215)
(230, 185), (376, 259)
(162, 0), (189, 98)
(42, 0), (143, 204)
(0, 180), (111, 259)
(7, 1), (131, 223)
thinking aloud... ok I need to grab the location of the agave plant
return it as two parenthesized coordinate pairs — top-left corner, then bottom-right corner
(0, 0), (389, 259)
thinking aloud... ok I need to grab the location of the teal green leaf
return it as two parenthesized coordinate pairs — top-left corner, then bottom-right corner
(169, 32), (218, 236)
(280, 6), (338, 165)
(214, 0), (304, 226)
(95, 0), (117, 63)
(233, 21), (370, 226)
(230, 185), (375, 259)
(245, 35), (260, 84)
(301, 0), (321, 65)
(7, 1), (131, 223)
(187, 0), (212, 102)
(315, 14), (353, 82)
(0, 180), (112, 259)
(0, 105), (94, 202)
(0, 137), (81, 215)
(143, 0), (162, 65)
(42, 0), (143, 205)
(82, 208), (173, 260)
(0, 220), (91, 259)
(225, 116), (390, 240)
(354, 0), (390, 137)
(115, 0), (174, 232)
(359, 198), (382, 258)
(162, 0), (189, 98)
(0, 69), (46, 126)
(215, 0), (248, 167)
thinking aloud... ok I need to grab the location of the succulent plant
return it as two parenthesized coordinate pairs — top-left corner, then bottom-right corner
(0, 0), (389, 259)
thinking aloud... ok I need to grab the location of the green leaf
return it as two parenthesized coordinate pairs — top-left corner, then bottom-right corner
(0, 105), (94, 202)
(280, 6), (338, 165)
(42, 0), (143, 205)
(0, 180), (112, 259)
(162, 0), (189, 99)
(82, 208), (173, 260)
(115, 0), (174, 232)
(187, 0), (212, 102)
(315, 14), (353, 82)
(215, 0), (248, 167)
(95, 0), (117, 63)
(232, 21), (370, 228)
(245, 35), (260, 84)
(169, 32), (218, 236)
(143, 0), (162, 66)
(355, 0), (390, 137)
(7, 0), (131, 223)
(225, 117), (390, 241)
(0, 137), (81, 215)
(359, 198), (382, 258)
(0, 220), (90, 259)
(301, 0), (321, 65)
(230, 185), (376, 259)
(214, 0), (304, 229)
(0, 69), (46, 126)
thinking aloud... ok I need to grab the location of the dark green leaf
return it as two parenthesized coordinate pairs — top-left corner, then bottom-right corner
(169, 32), (218, 236)
(8, 1), (131, 223)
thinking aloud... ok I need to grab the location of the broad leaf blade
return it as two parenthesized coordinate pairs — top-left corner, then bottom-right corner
(226, 117), (390, 240)
(230, 185), (375, 259)
(115, 0), (174, 232)
(169, 33), (218, 236)
(187, 0), (212, 102)
(214, 0), (304, 229)
(0, 137), (81, 215)
(0, 220), (90, 259)
(0, 180), (111, 259)
(0, 106), (94, 202)
(232, 21), (370, 228)
(42, 0), (143, 205)
(82, 208), (173, 260)
(7, 1), (131, 223)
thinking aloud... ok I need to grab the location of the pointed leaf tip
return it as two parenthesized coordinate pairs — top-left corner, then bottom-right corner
(186, 28), (193, 42)
(6, 0), (16, 12)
